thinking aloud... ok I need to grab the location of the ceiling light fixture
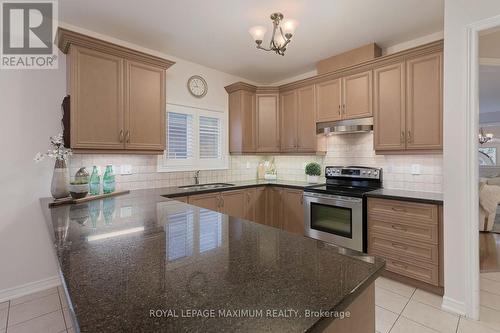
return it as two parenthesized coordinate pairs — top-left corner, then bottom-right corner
(479, 128), (494, 144)
(249, 13), (297, 56)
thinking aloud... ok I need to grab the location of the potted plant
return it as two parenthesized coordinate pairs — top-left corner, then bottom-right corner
(34, 134), (72, 199)
(305, 162), (321, 184)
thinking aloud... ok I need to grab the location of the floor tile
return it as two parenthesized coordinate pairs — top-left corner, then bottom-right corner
(8, 293), (61, 326)
(62, 308), (72, 329)
(7, 310), (65, 333)
(390, 316), (440, 333)
(482, 277), (500, 296)
(375, 305), (398, 333)
(375, 277), (416, 298)
(401, 299), (459, 333)
(0, 308), (7, 330)
(0, 302), (8, 311)
(67, 327), (75, 333)
(411, 289), (443, 309)
(458, 317), (500, 333)
(375, 287), (409, 314)
(10, 287), (58, 307)
(481, 291), (500, 312)
(476, 306), (500, 332)
(482, 272), (500, 283)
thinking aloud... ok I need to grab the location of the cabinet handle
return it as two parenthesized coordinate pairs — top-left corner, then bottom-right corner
(391, 224), (407, 232)
(338, 105), (341, 116)
(391, 207), (406, 212)
(126, 130), (131, 143)
(217, 196), (221, 208)
(407, 130), (412, 144)
(300, 196), (303, 205)
(342, 104), (346, 114)
(400, 131), (405, 144)
(119, 129), (124, 143)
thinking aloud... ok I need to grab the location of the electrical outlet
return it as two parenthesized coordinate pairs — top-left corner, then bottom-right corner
(120, 165), (132, 175)
(411, 164), (421, 175)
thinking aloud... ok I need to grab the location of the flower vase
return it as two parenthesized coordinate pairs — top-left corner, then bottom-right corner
(51, 159), (70, 199)
(307, 175), (319, 184)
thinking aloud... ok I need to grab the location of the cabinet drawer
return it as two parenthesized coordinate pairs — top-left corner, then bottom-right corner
(369, 232), (438, 264)
(371, 250), (438, 285)
(368, 218), (438, 244)
(368, 198), (438, 225)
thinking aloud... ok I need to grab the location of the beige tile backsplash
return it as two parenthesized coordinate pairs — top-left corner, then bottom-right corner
(69, 132), (442, 193)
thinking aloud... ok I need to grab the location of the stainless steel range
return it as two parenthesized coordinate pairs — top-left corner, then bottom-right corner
(303, 166), (382, 252)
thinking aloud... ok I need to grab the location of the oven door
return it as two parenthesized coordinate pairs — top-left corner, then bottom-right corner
(303, 192), (363, 252)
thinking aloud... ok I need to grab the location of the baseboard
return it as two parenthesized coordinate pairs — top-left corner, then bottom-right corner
(0, 275), (61, 303)
(441, 296), (466, 316)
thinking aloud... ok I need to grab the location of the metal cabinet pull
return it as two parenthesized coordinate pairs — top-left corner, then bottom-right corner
(391, 207), (406, 212)
(338, 105), (341, 116)
(391, 224), (407, 232)
(407, 130), (412, 144)
(126, 130), (130, 143)
(400, 131), (405, 144)
(342, 104), (346, 114)
(119, 129), (124, 142)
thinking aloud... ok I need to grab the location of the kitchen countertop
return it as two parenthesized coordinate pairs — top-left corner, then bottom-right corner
(364, 188), (443, 204)
(40, 187), (385, 333)
(158, 179), (323, 198)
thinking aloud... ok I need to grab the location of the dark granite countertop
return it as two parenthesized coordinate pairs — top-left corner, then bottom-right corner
(158, 179), (323, 198)
(364, 188), (443, 204)
(41, 188), (385, 333)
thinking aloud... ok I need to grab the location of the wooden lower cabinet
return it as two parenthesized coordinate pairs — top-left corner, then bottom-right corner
(282, 189), (305, 235)
(173, 196), (188, 203)
(188, 193), (220, 212)
(367, 197), (443, 292)
(220, 190), (246, 218)
(266, 187), (284, 229)
(245, 187), (267, 224)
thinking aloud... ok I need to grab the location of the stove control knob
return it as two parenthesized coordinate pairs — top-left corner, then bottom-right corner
(367, 171), (372, 175)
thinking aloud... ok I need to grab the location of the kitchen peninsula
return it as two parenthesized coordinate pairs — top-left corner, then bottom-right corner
(41, 187), (384, 333)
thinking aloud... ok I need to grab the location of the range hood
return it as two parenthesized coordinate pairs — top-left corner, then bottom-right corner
(317, 117), (373, 135)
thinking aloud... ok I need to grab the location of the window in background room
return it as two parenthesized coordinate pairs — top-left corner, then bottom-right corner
(158, 103), (228, 172)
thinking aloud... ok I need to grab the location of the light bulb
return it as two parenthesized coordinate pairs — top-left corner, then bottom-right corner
(281, 19), (298, 35)
(249, 26), (267, 42)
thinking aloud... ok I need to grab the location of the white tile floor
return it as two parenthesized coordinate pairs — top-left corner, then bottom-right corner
(375, 272), (500, 333)
(0, 286), (73, 333)
(3, 272), (500, 333)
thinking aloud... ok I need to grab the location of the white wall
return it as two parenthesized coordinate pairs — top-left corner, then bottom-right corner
(0, 22), (254, 297)
(443, 0), (500, 317)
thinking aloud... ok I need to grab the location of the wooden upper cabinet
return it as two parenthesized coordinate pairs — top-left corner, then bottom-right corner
(70, 46), (124, 150)
(406, 52), (443, 150)
(125, 60), (166, 151)
(282, 189), (305, 235)
(256, 93), (280, 153)
(297, 85), (317, 152)
(342, 70), (373, 119)
(374, 62), (406, 151)
(228, 89), (256, 153)
(280, 90), (298, 152)
(315, 79), (342, 122)
(58, 28), (174, 153)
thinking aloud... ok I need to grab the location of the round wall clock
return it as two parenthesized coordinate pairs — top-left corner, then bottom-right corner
(187, 75), (208, 98)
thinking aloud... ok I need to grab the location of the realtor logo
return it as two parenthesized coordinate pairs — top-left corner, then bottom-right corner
(1, 0), (58, 69)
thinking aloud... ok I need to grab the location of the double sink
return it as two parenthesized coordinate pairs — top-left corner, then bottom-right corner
(177, 183), (235, 191)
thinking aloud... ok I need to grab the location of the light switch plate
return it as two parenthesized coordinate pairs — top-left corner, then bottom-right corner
(120, 206), (132, 218)
(120, 165), (132, 175)
(246, 162), (250, 169)
(411, 164), (421, 175)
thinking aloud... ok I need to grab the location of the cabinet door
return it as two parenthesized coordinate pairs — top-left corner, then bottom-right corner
(188, 193), (220, 212)
(221, 190), (246, 219)
(70, 46), (124, 149)
(297, 85), (317, 152)
(125, 61), (166, 151)
(256, 94), (280, 153)
(406, 52), (443, 150)
(342, 70), (373, 119)
(244, 188), (256, 221)
(254, 187), (267, 225)
(373, 63), (406, 151)
(280, 90), (298, 152)
(282, 189), (305, 235)
(315, 79), (342, 122)
(266, 187), (283, 229)
(241, 91), (256, 152)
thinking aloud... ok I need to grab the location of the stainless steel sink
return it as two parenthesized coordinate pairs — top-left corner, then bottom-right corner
(178, 183), (235, 190)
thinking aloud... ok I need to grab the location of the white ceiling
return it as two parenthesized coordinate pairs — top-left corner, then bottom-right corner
(59, 0), (444, 84)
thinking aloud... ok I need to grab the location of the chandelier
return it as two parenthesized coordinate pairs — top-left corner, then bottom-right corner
(479, 128), (494, 144)
(249, 13), (297, 56)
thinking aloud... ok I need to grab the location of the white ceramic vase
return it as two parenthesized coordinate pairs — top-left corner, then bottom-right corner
(307, 175), (319, 184)
(51, 159), (70, 199)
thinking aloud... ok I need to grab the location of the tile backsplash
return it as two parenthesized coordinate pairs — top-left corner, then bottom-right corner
(69, 132), (442, 193)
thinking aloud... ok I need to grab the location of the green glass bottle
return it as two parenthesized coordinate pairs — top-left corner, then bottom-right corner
(89, 166), (100, 195)
(102, 165), (116, 194)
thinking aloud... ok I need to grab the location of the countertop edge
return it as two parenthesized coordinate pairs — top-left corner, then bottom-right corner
(363, 191), (443, 205)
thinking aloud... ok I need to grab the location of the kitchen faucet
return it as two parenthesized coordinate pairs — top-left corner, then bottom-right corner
(194, 170), (200, 185)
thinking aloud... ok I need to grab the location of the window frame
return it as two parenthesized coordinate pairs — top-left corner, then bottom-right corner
(157, 103), (229, 172)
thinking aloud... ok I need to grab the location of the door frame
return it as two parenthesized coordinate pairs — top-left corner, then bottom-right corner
(461, 13), (500, 320)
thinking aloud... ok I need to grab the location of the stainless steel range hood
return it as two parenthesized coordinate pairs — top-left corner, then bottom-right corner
(317, 117), (373, 135)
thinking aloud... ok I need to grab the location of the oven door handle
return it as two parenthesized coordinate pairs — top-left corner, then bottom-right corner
(303, 192), (362, 204)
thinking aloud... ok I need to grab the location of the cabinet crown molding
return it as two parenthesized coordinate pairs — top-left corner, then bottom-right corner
(224, 82), (257, 93)
(56, 27), (175, 69)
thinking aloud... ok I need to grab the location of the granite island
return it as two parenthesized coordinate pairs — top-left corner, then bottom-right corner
(41, 186), (385, 333)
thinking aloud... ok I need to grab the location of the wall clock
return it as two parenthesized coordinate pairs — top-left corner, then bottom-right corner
(187, 75), (208, 98)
